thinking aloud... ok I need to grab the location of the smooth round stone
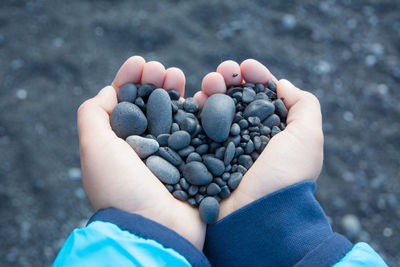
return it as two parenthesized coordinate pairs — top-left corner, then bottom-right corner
(209, 142), (221, 153)
(146, 156), (180, 184)
(199, 197), (220, 224)
(256, 92), (269, 100)
(171, 123), (180, 133)
(165, 184), (174, 192)
(138, 84), (155, 98)
(225, 164), (232, 172)
(174, 109), (196, 127)
(224, 142), (235, 166)
(248, 126), (259, 132)
(225, 135), (241, 147)
(207, 183), (221, 195)
(234, 147), (244, 158)
(219, 185), (231, 199)
(188, 185), (199, 196)
(255, 83), (265, 93)
(157, 134), (170, 146)
(228, 172), (243, 190)
(214, 177), (226, 187)
(274, 98), (288, 118)
(243, 99), (275, 121)
(238, 155), (253, 169)
(191, 124), (203, 137)
(203, 156), (225, 176)
(201, 94), (235, 142)
(253, 136), (261, 151)
(188, 198), (198, 208)
(266, 89), (277, 99)
(126, 135), (159, 159)
(262, 114), (281, 128)
(241, 134), (251, 142)
(242, 87), (256, 103)
(181, 117), (197, 133)
(171, 101), (178, 113)
(186, 152), (202, 163)
(168, 89), (180, 101)
(110, 102), (148, 139)
(267, 80), (277, 92)
(158, 147), (182, 166)
(195, 194), (205, 205)
(238, 119), (248, 129)
(183, 97), (199, 113)
(117, 83), (137, 103)
(243, 82), (255, 88)
(196, 144), (209, 155)
(248, 116), (261, 126)
(215, 147), (226, 160)
(182, 161), (213, 185)
(178, 145), (195, 157)
(134, 97), (146, 111)
(227, 86), (242, 96)
(260, 126), (271, 135)
(271, 126), (281, 136)
(147, 89), (172, 137)
(180, 178), (189, 190)
(173, 190), (188, 201)
(230, 123), (241, 136)
(251, 151), (260, 161)
(234, 112), (243, 122)
(174, 183), (182, 191)
(244, 140), (255, 154)
(199, 186), (207, 194)
(222, 172), (230, 181)
(168, 130), (191, 150)
(191, 138), (203, 147)
(250, 132), (260, 138)
(237, 165), (247, 174)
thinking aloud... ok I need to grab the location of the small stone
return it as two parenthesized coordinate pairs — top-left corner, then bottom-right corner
(181, 118), (197, 133)
(228, 172), (243, 190)
(178, 145), (195, 157)
(238, 155), (253, 169)
(188, 185), (199, 196)
(230, 123), (241, 136)
(146, 134), (156, 140)
(219, 185), (231, 199)
(238, 119), (248, 129)
(341, 214), (361, 238)
(157, 134), (170, 146)
(248, 126), (259, 132)
(234, 112), (243, 122)
(255, 83), (265, 93)
(199, 186), (207, 194)
(222, 172), (230, 181)
(183, 97), (199, 113)
(256, 92), (269, 100)
(201, 94), (235, 142)
(207, 183), (221, 195)
(146, 156), (180, 184)
(110, 102), (147, 139)
(224, 142), (236, 166)
(168, 131), (191, 150)
(225, 135), (241, 147)
(126, 135), (159, 159)
(199, 197), (220, 224)
(248, 116), (261, 126)
(191, 124), (203, 137)
(68, 167), (81, 181)
(234, 147), (244, 158)
(165, 184), (174, 192)
(158, 147), (182, 166)
(203, 156), (225, 176)
(196, 144), (209, 155)
(188, 198), (198, 207)
(243, 99), (275, 121)
(271, 126), (281, 136)
(138, 84), (155, 98)
(171, 101), (178, 113)
(183, 161), (213, 185)
(117, 84), (137, 103)
(242, 87), (256, 103)
(244, 140), (255, 154)
(250, 151), (259, 161)
(179, 178), (189, 190)
(134, 97), (145, 112)
(227, 86), (242, 96)
(241, 134), (250, 142)
(195, 194), (205, 204)
(171, 123), (180, 133)
(237, 165), (247, 174)
(215, 147), (226, 160)
(214, 177), (226, 187)
(147, 89), (172, 137)
(259, 126), (271, 135)
(274, 98), (288, 118)
(191, 138), (203, 147)
(225, 164), (232, 172)
(209, 142), (221, 153)
(280, 122), (286, 130)
(265, 89), (277, 99)
(186, 152), (202, 163)
(249, 132), (260, 138)
(262, 114), (281, 128)
(267, 80), (277, 92)
(173, 190), (188, 201)
(243, 82), (255, 88)
(174, 183), (182, 191)
(168, 89), (180, 100)
(232, 92), (242, 101)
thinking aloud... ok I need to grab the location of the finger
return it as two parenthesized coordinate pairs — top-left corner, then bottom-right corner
(216, 60), (242, 87)
(194, 91), (208, 109)
(201, 72), (227, 96)
(163, 67), (186, 97)
(141, 61), (166, 88)
(112, 56), (145, 90)
(240, 59), (278, 84)
(78, 86), (118, 147)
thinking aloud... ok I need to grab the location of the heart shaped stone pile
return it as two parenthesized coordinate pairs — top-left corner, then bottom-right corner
(110, 81), (287, 223)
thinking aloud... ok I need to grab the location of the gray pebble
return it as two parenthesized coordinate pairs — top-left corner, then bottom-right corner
(238, 155), (253, 169)
(117, 84), (137, 103)
(196, 144), (209, 155)
(179, 178), (189, 191)
(191, 138), (203, 147)
(171, 123), (180, 133)
(242, 87), (256, 103)
(181, 118), (197, 133)
(147, 89), (172, 137)
(168, 130), (191, 150)
(134, 97), (146, 112)
(244, 140), (255, 154)
(243, 82), (255, 88)
(232, 92), (242, 101)
(207, 183), (221, 196)
(195, 194), (205, 205)
(231, 164), (238, 172)
(253, 136), (261, 151)
(173, 190), (188, 201)
(199, 197), (220, 224)
(126, 135), (159, 159)
(138, 84), (155, 98)
(188, 198), (198, 208)
(171, 101), (178, 113)
(250, 151), (260, 161)
(228, 172), (243, 190)
(146, 156), (180, 184)
(234, 112), (243, 122)
(165, 184), (174, 192)
(248, 116), (261, 126)
(271, 126), (281, 136)
(225, 135), (241, 147)
(256, 92), (269, 100)
(110, 102), (148, 139)
(248, 126), (259, 132)
(157, 134), (170, 146)
(227, 86), (242, 96)
(188, 185), (199, 196)
(182, 161), (213, 185)
(234, 147), (244, 158)
(146, 134), (156, 140)
(225, 164), (232, 172)
(203, 156), (225, 176)
(250, 132), (260, 138)
(178, 145), (195, 157)
(222, 172), (231, 181)
(219, 185), (231, 199)
(214, 177), (226, 187)
(224, 142), (235, 166)
(267, 80), (277, 92)
(260, 126), (271, 135)
(199, 186), (207, 194)
(173, 109), (188, 126)
(241, 134), (251, 142)
(238, 119), (249, 129)
(183, 97), (199, 113)
(265, 89), (277, 99)
(168, 89), (180, 101)
(158, 147), (182, 166)
(230, 123), (241, 136)
(255, 83), (265, 93)
(215, 147), (226, 160)
(174, 183), (182, 191)
(186, 152), (202, 163)
(262, 114), (281, 128)
(280, 122), (287, 130)
(243, 99), (275, 121)
(237, 165), (247, 174)
(191, 124), (203, 138)
(274, 98), (288, 118)
(201, 94), (235, 142)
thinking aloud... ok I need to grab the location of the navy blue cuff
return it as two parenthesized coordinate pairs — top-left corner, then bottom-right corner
(87, 208), (210, 267)
(204, 181), (353, 267)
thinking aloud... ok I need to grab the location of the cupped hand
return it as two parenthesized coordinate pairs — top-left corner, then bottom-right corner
(77, 56), (206, 249)
(194, 59), (324, 220)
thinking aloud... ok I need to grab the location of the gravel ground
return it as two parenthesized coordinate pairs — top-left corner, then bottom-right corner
(1, 0), (399, 265)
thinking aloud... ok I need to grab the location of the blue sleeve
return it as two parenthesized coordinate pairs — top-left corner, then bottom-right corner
(204, 180), (387, 267)
(333, 242), (388, 267)
(53, 208), (210, 267)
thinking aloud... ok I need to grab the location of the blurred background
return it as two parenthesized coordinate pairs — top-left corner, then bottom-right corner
(0, 0), (399, 265)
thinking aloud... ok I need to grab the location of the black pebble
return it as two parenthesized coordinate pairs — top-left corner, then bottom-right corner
(225, 164), (232, 172)
(117, 83), (137, 103)
(248, 116), (261, 126)
(196, 144), (209, 155)
(173, 190), (188, 201)
(208, 142), (221, 153)
(186, 152), (202, 163)
(234, 112), (243, 123)
(242, 87), (256, 103)
(134, 97), (146, 112)
(238, 119), (249, 129)
(165, 184), (174, 192)
(243, 82), (255, 88)
(228, 172), (243, 190)
(174, 183), (182, 191)
(250, 151), (259, 161)
(168, 89), (180, 100)
(203, 156), (225, 176)
(199, 197), (220, 224)
(230, 123), (241, 136)
(138, 84), (155, 98)
(255, 83), (265, 93)
(271, 126), (281, 136)
(222, 172), (230, 181)
(274, 98), (288, 118)
(188, 185), (199, 196)
(182, 161), (213, 185)
(171, 123), (180, 133)
(237, 165), (247, 174)
(245, 140), (255, 154)
(219, 185), (231, 199)
(181, 118), (197, 133)
(214, 177), (226, 187)
(260, 126), (271, 135)
(224, 142), (235, 166)
(157, 134), (170, 147)
(238, 155), (253, 169)
(256, 92), (269, 100)
(110, 102), (148, 139)
(188, 198), (198, 207)
(178, 145), (195, 157)
(234, 147), (244, 158)
(199, 186), (207, 194)
(241, 134), (251, 142)
(214, 147), (226, 160)
(158, 147), (183, 166)
(171, 102), (178, 113)
(267, 80), (277, 92)
(207, 183), (221, 196)
(183, 97), (199, 113)
(262, 114), (281, 128)
(168, 130), (191, 150)
(191, 138), (203, 147)
(243, 99), (275, 121)
(179, 178), (189, 191)
(265, 89), (277, 99)
(195, 194), (205, 205)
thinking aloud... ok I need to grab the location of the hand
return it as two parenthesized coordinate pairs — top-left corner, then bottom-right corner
(77, 56), (206, 249)
(194, 59), (324, 219)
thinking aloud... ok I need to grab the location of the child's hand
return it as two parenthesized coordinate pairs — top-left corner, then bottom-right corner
(77, 56), (205, 249)
(194, 59), (323, 219)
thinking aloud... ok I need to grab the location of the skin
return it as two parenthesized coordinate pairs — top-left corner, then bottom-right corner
(78, 56), (323, 250)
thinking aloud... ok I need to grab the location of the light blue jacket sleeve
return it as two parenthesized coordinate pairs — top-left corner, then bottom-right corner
(333, 242), (388, 267)
(53, 221), (191, 267)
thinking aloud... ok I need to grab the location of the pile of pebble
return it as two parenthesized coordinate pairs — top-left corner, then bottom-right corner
(110, 80), (287, 223)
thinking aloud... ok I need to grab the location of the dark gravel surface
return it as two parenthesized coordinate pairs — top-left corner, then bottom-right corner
(1, 0), (399, 265)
